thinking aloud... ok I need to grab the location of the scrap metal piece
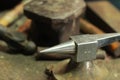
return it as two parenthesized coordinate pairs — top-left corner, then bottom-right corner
(40, 33), (120, 62)
(24, 0), (85, 46)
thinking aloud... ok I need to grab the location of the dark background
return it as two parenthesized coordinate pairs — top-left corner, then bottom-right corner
(109, 0), (120, 10)
(0, 0), (22, 11)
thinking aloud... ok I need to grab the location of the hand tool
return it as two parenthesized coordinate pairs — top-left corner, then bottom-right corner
(80, 18), (120, 57)
(0, 25), (36, 55)
(24, 0), (85, 46)
(39, 33), (120, 62)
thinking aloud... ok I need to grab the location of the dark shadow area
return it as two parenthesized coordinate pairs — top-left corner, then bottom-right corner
(0, 0), (22, 11)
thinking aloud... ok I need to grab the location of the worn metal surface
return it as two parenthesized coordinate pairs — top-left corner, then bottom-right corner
(0, 51), (55, 80)
(24, 0), (85, 46)
(0, 49), (107, 80)
(46, 59), (120, 80)
(24, 0), (85, 20)
(40, 33), (120, 62)
(86, 1), (120, 33)
(70, 35), (97, 62)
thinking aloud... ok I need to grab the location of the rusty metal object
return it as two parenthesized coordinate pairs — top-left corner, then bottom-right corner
(24, 0), (85, 46)
(80, 18), (120, 57)
(17, 19), (32, 33)
(86, 1), (120, 33)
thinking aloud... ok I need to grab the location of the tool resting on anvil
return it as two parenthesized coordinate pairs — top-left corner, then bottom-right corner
(0, 25), (36, 55)
(40, 33), (120, 62)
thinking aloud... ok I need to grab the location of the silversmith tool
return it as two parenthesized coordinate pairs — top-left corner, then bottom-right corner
(40, 33), (120, 62)
(80, 18), (120, 57)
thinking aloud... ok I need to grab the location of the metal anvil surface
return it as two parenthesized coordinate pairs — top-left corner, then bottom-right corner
(40, 33), (120, 62)
(0, 50), (120, 80)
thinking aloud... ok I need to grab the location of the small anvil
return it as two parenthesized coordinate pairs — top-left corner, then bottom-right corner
(40, 33), (120, 62)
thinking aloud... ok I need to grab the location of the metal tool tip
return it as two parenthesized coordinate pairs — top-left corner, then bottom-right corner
(39, 40), (75, 54)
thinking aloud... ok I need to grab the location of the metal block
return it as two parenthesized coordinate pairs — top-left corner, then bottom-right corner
(24, 0), (85, 46)
(70, 35), (97, 62)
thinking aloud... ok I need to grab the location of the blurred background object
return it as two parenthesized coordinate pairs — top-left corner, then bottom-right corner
(0, 0), (31, 27)
(24, 0), (85, 47)
(109, 0), (120, 9)
(0, 0), (22, 11)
